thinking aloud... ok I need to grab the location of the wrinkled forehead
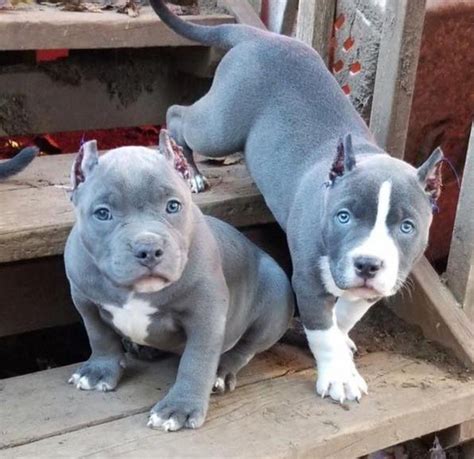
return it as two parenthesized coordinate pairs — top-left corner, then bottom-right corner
(330, 157), (432, 218)
(81, 147), (190, 204)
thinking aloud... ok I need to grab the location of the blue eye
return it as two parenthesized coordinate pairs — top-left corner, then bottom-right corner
(400, 220), (415, 234)
(93, 207), (112, 221)
(166, 199), (182, 214)
(336, 210), (351, 224)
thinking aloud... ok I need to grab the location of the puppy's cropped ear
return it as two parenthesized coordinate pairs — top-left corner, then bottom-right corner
(70, 140), (99, 192)
(329, 134), (356, 184)
(417, 147), (444, 206)
(158, 129), (176, 163)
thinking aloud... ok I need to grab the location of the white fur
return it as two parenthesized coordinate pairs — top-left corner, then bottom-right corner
(68, 373), (114, 391)
(349, 180), (399, 295)
(148, 413), (186, 432)
(335, 296), (376, 334)
(305, 314), (368, 402)
(213, 377), (226, 393)
(102, 295), (155, 346)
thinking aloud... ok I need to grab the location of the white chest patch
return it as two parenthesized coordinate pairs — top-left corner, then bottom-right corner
(102, 296), (156, 346)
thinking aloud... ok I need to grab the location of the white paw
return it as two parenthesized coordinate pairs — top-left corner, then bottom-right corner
(68, 373), (114, 392)
(316, 360), (368, 403)
(213, 376), (226, 393)
(305, 325), (367, 404)
(147, 413), (180, 432)
(189, 174), (209, 193)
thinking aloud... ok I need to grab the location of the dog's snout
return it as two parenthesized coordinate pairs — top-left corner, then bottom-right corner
(132, 235), (165, 269)
(354, 256), (382, 280)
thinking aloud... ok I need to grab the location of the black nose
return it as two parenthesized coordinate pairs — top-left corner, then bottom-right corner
(133, 240), (164, 269)
(354, 256), (382, 280)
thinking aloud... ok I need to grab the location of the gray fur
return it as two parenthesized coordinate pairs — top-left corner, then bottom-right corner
(0, 147), (38, 179)
(148, 1), (443, 402)
(64, 137), (294, 431)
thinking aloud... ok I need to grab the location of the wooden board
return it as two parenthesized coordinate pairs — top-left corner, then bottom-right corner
(218, 0), (265, 30)
(0, 343), (313, 449)
(296, 0), (336, 66)
(389, 257), (474, 369)
(370, 0), (426, 158)
(0, 8), (234, 51)
(446, 123), (474, 321)
(2, 349), (473, 458)
(0, 154), (274, 263)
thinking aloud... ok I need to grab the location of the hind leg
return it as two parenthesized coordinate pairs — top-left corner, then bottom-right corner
(167, 105), (209, 193)
(166, 48), (261, 192)
(212, 333), (259, 394)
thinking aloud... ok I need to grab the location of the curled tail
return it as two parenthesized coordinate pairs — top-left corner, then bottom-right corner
(149, 0), (264, 48)
(0, 147), (38, 179)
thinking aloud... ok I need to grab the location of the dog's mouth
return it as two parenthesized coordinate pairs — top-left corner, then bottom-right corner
(133, 274), (171, 294)
(346, 284), (383, 300)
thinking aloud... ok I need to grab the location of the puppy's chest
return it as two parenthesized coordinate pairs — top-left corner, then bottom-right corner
(101, 297), (176, 346)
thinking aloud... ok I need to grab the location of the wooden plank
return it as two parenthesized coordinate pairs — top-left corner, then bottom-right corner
(446, 123), (474, 321)
(0, 9), (234, 51)
(0, 343), (313, 449)
(0, 154), (273, 263)
(369, 0), (426, 158)
(438, 419), (474, 449)
(0, 256), (78, 338)
(264, 0), (298, 35)
(296, 0), (336, 66)
(0, 49), (210, 136)
(4, 352), (474, 458)
(388, 257), (474, 368)
(219, 0), (266, 30)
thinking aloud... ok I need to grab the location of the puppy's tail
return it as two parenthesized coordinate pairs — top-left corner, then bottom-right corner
(0, 146), (38, 180)
(149, 0), (264, 49)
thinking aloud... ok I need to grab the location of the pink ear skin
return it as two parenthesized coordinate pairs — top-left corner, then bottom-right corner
(328, 134), (356, 185)
(70, 140), (100, 193)
(159, 130), (191, 182)
(416, 147), (444, 210)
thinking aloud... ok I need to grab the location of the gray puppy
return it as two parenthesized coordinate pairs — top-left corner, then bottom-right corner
(149, 1), (443, 403)
(64, 131), (294, 431)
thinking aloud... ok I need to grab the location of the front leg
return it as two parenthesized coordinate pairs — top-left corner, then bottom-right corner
(335, 296), (377, 352)
(148, 297), (227, 432)
(68, 287), (126, 391)
(293, 274), (368, 403)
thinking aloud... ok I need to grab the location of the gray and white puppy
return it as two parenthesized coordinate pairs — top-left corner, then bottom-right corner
(64, 132), (294, 431)
(149, 1), (443, 403)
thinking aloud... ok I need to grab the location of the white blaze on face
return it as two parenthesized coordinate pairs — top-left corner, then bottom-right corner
(349, 180), (399, 295)
(103, 295), (155, 346)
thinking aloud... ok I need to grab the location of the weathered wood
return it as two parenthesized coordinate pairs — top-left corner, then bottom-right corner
(4, 352), (474, 458)
(0, 49), (210, 136)
(219, 0), (266, 30)
(370, 0), (426, 158)
(438, 419), (474, 449)
(264, 0), (298, 35)
(446, 123), (474, 321)
(388, 257), (474, 368)
(0, 257), (78, 338)
(0, 343), (313, 449)
(0, 9), (234, 51)
(0, 154), (273, 263)
(296, 0), (336, 65)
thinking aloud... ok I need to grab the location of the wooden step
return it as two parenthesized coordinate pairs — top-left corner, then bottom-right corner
(0, 153), (273, 263)
(0, 7), (234, 51)
(1, 344), (473, 457)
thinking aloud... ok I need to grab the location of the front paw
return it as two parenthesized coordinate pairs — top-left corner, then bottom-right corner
(316, 357), (368, 403)
(68, 356), (125, 391)
(148, 395), (207, 432)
